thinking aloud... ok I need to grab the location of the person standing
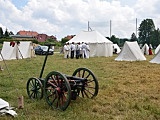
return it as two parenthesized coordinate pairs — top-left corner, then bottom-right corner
(70, 42), (76, 59)
(149, 47), (153, 55)
(79, 43), (83, 58)
(63, 43), (70, 58)
(86, 43), (90, 58)
(75, 42), (81, 59)
(81, 42), (87, 59)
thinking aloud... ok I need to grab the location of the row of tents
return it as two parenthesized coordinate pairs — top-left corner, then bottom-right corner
(1, 30), (160, 64)
(67, 30), (160, 64)
(0, 41), (35, 61)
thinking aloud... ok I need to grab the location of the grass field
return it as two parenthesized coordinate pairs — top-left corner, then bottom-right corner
(0, 53), (160, 120)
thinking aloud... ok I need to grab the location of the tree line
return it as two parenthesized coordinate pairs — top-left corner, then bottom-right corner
(1, 18), (160, 48)
(108, 18), (160, 48)
(0, 27), (13, 39)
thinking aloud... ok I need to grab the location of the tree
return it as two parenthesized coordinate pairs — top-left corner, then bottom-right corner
(130, 32), (138, 42)
(61, 38), (69, 45)
(150, 28), (160, 48)
(9, 31), (14, 35)
(138, 19), (155, 45)
(110, 35), (120, 45)
(4, 28), (9, 38)
(0, 27), (3, 38)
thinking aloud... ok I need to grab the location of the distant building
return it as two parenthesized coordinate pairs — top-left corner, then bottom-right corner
(17, 30), (38, 37)
(10, 30), (57, 42)
(35, 34), (57, 42)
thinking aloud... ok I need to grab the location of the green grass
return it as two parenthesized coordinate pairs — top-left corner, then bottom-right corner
(0, 53), (160, 120)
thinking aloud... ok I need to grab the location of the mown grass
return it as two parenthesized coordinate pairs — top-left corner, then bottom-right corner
(0, 53), (160, 120)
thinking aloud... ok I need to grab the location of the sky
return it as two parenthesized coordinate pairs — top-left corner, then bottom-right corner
(0, 0), (160, 40)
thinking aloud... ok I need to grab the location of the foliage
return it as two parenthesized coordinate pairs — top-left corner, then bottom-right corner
(0, 27), (3, 38)
(138, 19), (155, 45)
(4, 28), (9, 38)
(40, 39), (61, 47)
(32, 39), (39, 44)
(110, 35), (120, 45)
(119, 38), (129, 47)
(130, 32), (138, 42)
(150, 28), (160, 48)
(61, 38), (69, 46)
(0, 54), (160, 119)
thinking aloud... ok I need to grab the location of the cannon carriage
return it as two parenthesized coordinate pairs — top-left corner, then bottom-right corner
(26, 44), (99, 111)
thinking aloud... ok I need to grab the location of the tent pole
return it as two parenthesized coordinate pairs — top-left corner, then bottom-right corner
(0, 52), (13, 80)
(17, 46), (23, 59)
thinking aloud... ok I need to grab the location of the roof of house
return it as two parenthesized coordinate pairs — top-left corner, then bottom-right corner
(17, 30), (38, 37)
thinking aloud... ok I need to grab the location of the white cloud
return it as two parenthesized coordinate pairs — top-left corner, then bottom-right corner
(0, 0), (160, 40)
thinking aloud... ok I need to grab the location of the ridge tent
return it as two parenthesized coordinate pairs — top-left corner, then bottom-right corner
(154, 44), (160, 54)
(150, 50), (160, 64)
(115, 41), (146, 61)
(141, 43), (149, 55)
(68, 30), (113, 57)
(0, 41), (33, 61)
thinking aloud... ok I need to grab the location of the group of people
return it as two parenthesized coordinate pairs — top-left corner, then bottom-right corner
(63, 42), (90, 59)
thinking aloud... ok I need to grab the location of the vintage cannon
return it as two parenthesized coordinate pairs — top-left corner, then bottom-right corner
(26, 44), (99, 111)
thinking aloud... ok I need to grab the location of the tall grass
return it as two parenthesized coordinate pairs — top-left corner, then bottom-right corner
(0, 53), (160, 120)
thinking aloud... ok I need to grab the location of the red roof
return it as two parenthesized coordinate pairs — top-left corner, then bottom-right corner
(17, 30), (38, 37)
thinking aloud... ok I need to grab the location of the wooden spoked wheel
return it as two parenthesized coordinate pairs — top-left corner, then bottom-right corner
(44, 71), (71, 111)
(72, 68), (99, 98)
(26, 77), (43, 100)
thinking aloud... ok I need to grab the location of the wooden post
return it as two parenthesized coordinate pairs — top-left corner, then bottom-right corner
(18, 96), (24, 109)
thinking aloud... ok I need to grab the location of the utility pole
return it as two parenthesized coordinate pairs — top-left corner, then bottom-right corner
(88, 21), (89, 31)
(136, 18), (137, 37)
(110, 20), (112, 38)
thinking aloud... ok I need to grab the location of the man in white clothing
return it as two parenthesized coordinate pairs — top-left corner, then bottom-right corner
(81, 42), (87, 59)
(86, 43), (90, 58)
(70, 42), (76, 59)
(63, 43), (70, 58)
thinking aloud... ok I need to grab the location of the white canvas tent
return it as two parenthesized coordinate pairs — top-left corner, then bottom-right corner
(0, 41), (33, 61)
(68, 30), (113, 57)
(141, 43), (149, 55)
(154, 44), (160, 54)
(113, 44), (121, 54)
(150, 50), (160, 64)
(115, 41), (146, 61)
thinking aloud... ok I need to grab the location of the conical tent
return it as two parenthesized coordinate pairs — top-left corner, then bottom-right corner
(150, 50), (160, 64)
(115, 41), (146, 61)
(0, 41), (33, 61)
(141, 43), (149, 55)
(68, 30), (113, 57)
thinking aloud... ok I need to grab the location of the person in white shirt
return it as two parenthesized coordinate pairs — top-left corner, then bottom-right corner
(70, 42), (76, 59)
(86, 43), (90, 58)
(75, 42), (81, 59)
(63, 42), (70, 58)
(79, 43), (83, 58)
(81, 42), (87, 59)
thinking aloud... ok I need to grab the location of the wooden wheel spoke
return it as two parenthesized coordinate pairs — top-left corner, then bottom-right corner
(87, 79), (95, 83)
(83, 90), (90, 98)
(51, 96), (57, 106)
(29, 91), (34, 97)
(51, 76), (58, 86)
(78, 71), (81, 77)
(81, 90), (84, 97)
(84, 88), (94, 96)
(56, 75), (60, 85)
(82, 70), (85, 78)
(85, 73), (91, 78)
(85, 86), (95, 89)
